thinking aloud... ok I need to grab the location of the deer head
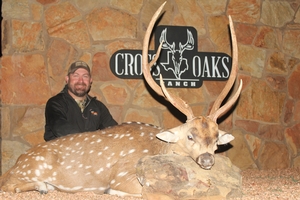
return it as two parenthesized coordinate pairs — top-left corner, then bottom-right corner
(142, 2), (242, 169)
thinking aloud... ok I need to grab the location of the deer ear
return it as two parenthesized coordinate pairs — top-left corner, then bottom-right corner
(156, 131), (179, 143)
(217, 130), (234, 145)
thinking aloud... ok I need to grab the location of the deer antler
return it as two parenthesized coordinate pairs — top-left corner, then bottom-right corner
(208, 16), (242, 122)
(142, 1), (195, 121)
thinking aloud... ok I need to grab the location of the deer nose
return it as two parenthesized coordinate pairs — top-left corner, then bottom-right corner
(197, 152), (215, 170)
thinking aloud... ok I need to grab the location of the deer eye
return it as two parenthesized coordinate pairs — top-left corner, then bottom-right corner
(187, 135), (194, 141)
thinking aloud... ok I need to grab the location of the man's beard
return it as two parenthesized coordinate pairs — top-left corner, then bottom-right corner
(68, 83), (90, 97)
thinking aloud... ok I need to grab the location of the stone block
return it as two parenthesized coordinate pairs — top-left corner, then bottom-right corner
(2, 140), (30, 174)
(92, 52), (118, 82)
(110, 0), (143, 14)
(261, 0), (294, 27)
(227, 129), (256, 170)
(1, 54), (50, 105)
(100, 83), (129, 105)
(136, 154), (242, 200)
(258, 141), (289, 169)
(288, 65), (300, 100)
(228, 0), (260, 24)
(86, 7), (137, 41)
(283, 30), (300, 59)
(237, 79), (285, 123)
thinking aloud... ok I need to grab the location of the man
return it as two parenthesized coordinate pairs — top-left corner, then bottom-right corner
(44, 61), (118, 141)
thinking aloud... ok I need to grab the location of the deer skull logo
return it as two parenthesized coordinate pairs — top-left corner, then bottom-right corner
(159, 28), (195, 79)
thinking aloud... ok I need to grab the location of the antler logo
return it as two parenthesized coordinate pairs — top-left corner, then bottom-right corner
(159, 28), (194, 79)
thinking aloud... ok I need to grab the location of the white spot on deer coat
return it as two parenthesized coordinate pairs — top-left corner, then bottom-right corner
(110, 179), (115, 184)
(143, 149), (149, 153)
(140, 132), (145, 136)
(66, 166), (72, 169)
(117, 171), (128, 177)
(120, 151), (126, 157)
(129, 137), (134, 140)
(96, 168), (104, 174)
(32, 177), (38, 181)
(98, 152), (102, 156)
(85, 166), (91, 169)
(97, 139), (102, 143)
(128, 149), (135, 154)
(104, 146), (109, 150)
(89, 150), (94, 154)
(35, 170), (40, 176)
(43, 163), (49, 169)
(106, 163), (111, 168)
(98, 187), (107, 191)
(35, 156), (45, 161)
(83, 188), (97, 191)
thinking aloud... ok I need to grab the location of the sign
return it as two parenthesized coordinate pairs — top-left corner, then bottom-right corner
(110, 26), (232, 88)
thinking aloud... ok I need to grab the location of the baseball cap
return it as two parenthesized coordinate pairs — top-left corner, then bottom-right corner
(68, 61), (91, 75)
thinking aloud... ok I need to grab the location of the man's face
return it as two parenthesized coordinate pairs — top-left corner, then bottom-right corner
(65, 68), (92, 98)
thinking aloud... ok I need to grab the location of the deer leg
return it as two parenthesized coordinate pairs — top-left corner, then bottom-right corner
(14, 181), (48, 194)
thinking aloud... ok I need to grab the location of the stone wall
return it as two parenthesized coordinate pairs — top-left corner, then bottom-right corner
(1, 0), (300, 174)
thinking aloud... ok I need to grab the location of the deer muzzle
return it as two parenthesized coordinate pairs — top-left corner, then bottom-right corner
(197, 152), (215, 170)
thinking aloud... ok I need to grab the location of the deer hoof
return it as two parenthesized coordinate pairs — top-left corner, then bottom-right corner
(15, 188), (21, 193)
(39, 190), (48, 194)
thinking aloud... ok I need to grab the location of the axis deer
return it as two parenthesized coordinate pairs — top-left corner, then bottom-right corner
(0, 2), (242, 197)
